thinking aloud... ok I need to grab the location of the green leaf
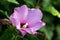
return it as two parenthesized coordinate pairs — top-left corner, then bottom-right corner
(42, 0), (60, 18)
(23, 0), (36, 7)
(53, 0), (60, 5)
(0, 27), (18, 40)
(42, 5), (60, 18)
(0, 0), (19, 12)
(0, 29), (12, 40)
(7, 0), (19, 4)
(0, 10), (9, 19)
(42, 0), (51, 7)
(40, 24), (54, 40)
(42, 13), (55, 23)
(25, 34), (39, 40)
(11, 35), (26, 40)
(0, 0), (10, 11)
(56, 24), (60, 40)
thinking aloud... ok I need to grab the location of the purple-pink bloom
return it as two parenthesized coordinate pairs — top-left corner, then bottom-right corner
(10, 5), (45, 36)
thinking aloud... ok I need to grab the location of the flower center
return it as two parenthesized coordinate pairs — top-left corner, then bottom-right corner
(21, 23), (28, 28)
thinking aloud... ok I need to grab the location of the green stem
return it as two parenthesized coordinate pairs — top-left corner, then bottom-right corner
(35, 0), (40, 8)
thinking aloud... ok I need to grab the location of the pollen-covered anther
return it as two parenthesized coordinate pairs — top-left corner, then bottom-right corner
(22, 23), (28, 28)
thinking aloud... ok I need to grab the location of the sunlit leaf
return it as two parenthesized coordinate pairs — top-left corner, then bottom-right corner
(7, 0), (19, 4)
(42, 5), (60, 18)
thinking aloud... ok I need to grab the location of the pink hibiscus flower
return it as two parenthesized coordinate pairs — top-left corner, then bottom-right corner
(10, 5), (45, 36)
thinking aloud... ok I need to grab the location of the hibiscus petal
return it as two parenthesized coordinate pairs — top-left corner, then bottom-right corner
(14, 5), (28, 23)
(27, 8), (43, 27)
(20, 29), (26, 36)
(30, 21), (45, 31)
(22, 28), (37, 34)
(10, 5), (28, 29)
(10, 11), (20, 29)
(22, 28), (32, 34)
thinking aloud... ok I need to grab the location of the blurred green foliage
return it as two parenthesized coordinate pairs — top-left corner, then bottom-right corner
(0, 0), (60, 40)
